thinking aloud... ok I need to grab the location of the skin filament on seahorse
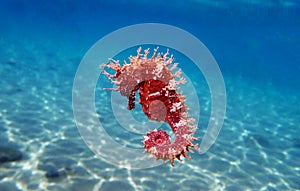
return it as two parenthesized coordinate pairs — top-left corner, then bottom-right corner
(101, 47), (198, 166)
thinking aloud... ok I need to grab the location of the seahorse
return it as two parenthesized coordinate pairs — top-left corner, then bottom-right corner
(101, 47), (198, 166)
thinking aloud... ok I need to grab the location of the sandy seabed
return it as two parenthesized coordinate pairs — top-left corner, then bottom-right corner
(0, 37), (299, 191)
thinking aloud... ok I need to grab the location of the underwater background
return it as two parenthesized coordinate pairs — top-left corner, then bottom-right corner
(0, 0), (299, 190)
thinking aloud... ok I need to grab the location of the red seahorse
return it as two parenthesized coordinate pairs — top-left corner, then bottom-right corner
(101, 47), (198, 166)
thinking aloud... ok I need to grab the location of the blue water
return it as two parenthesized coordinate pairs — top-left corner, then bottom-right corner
(0, 1), (299, 191)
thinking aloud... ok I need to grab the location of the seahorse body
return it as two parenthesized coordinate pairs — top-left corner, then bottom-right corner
(102, 47), (198, 166)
